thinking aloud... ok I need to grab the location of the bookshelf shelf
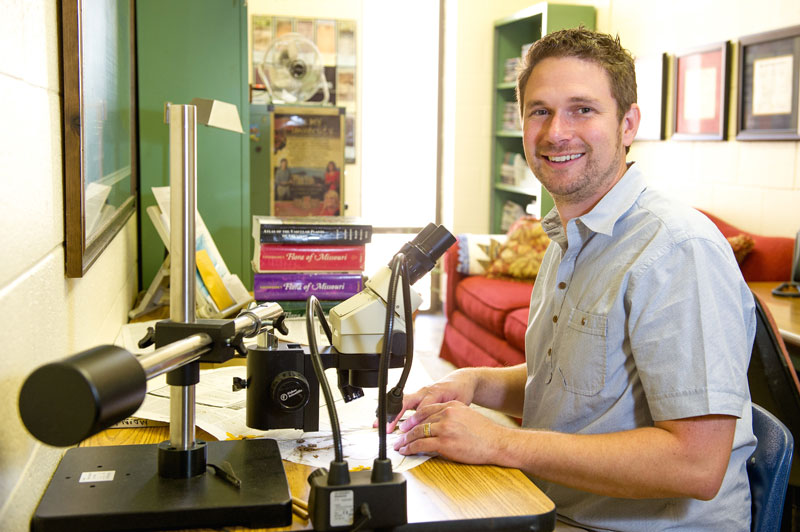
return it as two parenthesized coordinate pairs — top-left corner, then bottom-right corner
(489, 2), (595, 232)
(495, 182), (539, 196)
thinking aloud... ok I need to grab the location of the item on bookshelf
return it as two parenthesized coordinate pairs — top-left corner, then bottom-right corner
(525, 199), (541, 219)
(253, 272), (363, 301)
(502, 102), (520, 131)
(500, 152), (516, 184)
(513, 153), (539, 188)
(503, 57), (520, 82)
(500, 201), (527, 232)
(521, 42), (533, 59)
(253, 215), (373, 245)
(253, 243), (365, 272)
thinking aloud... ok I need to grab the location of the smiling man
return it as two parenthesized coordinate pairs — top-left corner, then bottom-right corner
(390, 28), (757, 531)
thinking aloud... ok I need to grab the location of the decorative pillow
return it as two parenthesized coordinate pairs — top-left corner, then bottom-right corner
(456, 234), (508, 275)
(727, 233), (755, 264)
(485, 217), (550, 281)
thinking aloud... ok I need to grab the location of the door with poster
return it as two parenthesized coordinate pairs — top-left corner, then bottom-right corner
(269, 105), (345, 217)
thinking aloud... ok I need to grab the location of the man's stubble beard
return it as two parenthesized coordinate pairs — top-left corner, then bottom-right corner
(534, 124), (626, 207)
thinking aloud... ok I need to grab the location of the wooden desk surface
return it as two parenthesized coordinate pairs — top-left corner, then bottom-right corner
(748, 282), (800, 347)
(81, 427), (555, 531)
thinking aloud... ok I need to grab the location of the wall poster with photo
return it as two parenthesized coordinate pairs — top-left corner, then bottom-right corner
(270, 105), (346, 217)
(737, 25), (800, 140)
(250, 15), (358, 161)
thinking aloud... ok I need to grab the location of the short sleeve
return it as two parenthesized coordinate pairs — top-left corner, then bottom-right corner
(626, 235), (755, 421)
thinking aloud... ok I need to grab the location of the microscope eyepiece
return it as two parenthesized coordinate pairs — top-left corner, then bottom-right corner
(395, 224), (456, 285)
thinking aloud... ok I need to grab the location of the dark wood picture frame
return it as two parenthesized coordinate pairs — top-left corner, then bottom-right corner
(634, 52), (669, 141)
(737, 25), (800, 141)
(672, 41), (731, 141)
(62, 0), (138, 277)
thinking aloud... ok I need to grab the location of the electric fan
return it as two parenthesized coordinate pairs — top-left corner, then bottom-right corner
(259, 33), (330, 104)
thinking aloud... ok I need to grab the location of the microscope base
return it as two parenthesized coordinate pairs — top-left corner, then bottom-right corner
(31, 439), (291, 532)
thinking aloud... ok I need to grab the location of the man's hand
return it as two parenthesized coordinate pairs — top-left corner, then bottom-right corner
(383, 369), (479, 432)
(393, 400), (510, 464)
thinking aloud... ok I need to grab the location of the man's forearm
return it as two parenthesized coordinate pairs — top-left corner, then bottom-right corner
(460, 363), (527, 417)
(492, 415), (735, 500)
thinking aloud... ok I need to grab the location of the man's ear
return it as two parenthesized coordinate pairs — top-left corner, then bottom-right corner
(621, 103), (641, 148)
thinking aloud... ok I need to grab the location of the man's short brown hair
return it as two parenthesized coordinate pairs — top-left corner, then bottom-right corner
(516, 27), (637, 123)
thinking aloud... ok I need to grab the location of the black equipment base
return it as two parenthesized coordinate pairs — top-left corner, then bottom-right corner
(31, 439), (291, 532)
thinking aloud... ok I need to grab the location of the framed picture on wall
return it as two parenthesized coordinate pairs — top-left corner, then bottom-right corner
(737, 25), (800, 140)
(634, 53), (668, 141)
(672, 41), (731, 141)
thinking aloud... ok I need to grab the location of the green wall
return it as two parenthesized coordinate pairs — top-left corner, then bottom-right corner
(136, 0), (251, 290)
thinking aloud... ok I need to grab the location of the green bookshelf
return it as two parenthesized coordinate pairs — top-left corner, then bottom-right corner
(490, 3), (595, 232)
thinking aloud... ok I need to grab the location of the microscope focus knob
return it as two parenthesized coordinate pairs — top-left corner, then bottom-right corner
(271, 371), (310, 412)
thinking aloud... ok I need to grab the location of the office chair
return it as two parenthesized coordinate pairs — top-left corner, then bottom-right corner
(747, 290), (800, 531)
(748, 291), (800, 442)
(749, 403), (794, 532)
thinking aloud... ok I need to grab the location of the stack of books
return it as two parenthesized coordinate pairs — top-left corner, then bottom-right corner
(502, 102), (520, 131)
(251, 216), (373, 317)
(503, 57), (520, 82)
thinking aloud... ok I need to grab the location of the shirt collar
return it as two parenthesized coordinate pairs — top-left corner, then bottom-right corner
(541, 162), (645, 240)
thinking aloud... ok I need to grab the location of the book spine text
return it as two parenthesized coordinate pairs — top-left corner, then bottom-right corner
(256, 244), (365, 272)
(254, 273), (364, 301)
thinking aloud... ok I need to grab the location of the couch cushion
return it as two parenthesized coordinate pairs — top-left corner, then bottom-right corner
(440, 311), (525, 368)
(440, 324), (501, 368)
(449, 310), (526, 367)
(504, 307), (529, 353)
(455, 276), (533, 336)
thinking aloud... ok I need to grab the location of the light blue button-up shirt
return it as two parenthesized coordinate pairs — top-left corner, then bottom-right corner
(523, 164), (756, 531)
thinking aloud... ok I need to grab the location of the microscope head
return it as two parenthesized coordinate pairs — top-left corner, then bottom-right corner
(328, 224), (455, 355)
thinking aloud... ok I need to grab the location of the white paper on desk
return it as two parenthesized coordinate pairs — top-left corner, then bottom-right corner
(278, 427), (421, 472)
(132, 365), (432, 472)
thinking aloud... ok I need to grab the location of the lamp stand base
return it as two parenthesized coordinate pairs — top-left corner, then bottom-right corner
(31, 439), (291, 532)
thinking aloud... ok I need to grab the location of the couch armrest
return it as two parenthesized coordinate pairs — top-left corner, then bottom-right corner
(443, 238), (465, 320)
(698, 209), (794, 282)
(443, 234), (510, 318)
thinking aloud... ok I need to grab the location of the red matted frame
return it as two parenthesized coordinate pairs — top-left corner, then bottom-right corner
(672, 41), (731, 141)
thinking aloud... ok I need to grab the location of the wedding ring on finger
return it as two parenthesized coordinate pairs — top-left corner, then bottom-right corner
(422, 422), (432, 438)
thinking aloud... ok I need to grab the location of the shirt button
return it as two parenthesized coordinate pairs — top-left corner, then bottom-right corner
(552, 315), (558, 323)
(558, 282), (566, 289)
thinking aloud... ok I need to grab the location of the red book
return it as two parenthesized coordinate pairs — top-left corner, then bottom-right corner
(254, 244), (365, 272)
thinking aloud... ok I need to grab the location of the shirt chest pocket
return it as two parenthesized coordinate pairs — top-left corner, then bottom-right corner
(555, 308), (608, 396)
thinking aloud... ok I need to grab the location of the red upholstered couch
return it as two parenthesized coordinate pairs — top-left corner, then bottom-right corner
(439, 211), (795, 369)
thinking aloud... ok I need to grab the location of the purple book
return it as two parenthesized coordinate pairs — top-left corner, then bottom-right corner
(253, 272), (364, 301)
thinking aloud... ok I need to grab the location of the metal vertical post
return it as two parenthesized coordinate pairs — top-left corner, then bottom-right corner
(167, 103), (197, 450)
